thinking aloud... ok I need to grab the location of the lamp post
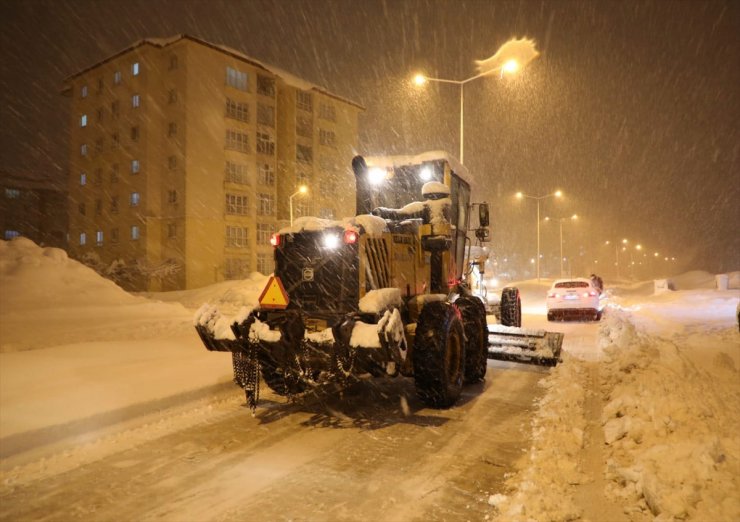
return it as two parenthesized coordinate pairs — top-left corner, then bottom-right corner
(289, 185), (308, 226)
(605, 238), (629, 279)
(413, 59), (523, 164)
(516, 190), (563, 280)
(545, 214), (578, 278)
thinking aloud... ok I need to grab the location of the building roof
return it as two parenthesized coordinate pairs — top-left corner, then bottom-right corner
(63, 34), (365, 110)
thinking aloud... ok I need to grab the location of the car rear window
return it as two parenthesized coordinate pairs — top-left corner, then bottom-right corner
(554, 281), (589, 289)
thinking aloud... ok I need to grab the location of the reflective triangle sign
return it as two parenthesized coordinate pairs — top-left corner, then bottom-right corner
(258, 276), (289, 309)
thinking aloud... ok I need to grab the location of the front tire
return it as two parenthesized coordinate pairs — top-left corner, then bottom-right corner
(413, 301), (465, 408)
(501, 287), (522, 327)
(456, 296), (488, 384)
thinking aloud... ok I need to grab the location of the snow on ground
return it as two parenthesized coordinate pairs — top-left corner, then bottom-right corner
(1, 238), (738, 521)
(0, 238), (264, 439)
(489, 273), (740, 522)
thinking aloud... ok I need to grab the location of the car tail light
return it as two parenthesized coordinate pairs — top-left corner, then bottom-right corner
(548, 292), (558, 298)
(270, 233), (280, 247)
(343, 229), (358, 244)
(583, 291), (598, 297)
(588, 291), (598, 297)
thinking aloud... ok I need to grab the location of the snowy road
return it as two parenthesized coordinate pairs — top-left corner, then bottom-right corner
(1, 353), (553, 522)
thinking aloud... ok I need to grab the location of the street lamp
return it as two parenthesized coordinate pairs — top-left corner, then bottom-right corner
(545, 214), (578, 278)
(412, 38), (539, 163)
(516, 190), (563, 280)
(289, 185), (308, 226)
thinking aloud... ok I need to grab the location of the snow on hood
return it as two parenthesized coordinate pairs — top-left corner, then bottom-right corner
(421, 181), (450, 197)
(278, 214), (388, 236)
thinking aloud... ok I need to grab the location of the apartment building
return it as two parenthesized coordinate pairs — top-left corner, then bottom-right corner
(64, 34), (363, 291)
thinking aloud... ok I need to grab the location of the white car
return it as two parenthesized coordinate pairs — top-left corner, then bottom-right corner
(546, 278), (601, 321)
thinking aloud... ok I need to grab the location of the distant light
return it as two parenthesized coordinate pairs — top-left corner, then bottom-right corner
(298, 185), (308, 194)
(420, 166), (432, 181)
(636, 244), (642, 250)
(571, 214), (578, 220)
(515, 191), (524, 199)
(413, 74), (427, 86)
(502, 59), (519, 75)
(368, 167), (386, 185)
(554, 190), (563, 198)
(323, 233), (340, 249)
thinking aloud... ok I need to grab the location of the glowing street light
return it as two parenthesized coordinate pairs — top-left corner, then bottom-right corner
(516, 190), (563, 280)
(289, 185), (308, 226)
(412, 37), (539, 163)
(545, 214), (578, 278)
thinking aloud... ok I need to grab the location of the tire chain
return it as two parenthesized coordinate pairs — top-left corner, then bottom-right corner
(232, 345), (260, 413)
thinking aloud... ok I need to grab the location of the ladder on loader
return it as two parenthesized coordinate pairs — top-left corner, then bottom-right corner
(487, 324), (564, 367)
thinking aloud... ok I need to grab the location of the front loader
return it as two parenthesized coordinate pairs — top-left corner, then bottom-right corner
(195, 152), (563, 411)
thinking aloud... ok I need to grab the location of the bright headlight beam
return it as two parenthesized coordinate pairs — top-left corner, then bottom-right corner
(322, 233), (340, 249)
(368, 167), (386, 185)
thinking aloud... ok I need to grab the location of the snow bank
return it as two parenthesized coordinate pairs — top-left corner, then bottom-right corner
(489, 284), (740, 521)
(598, 308), (740, 520)
(0, 238), (191, 352)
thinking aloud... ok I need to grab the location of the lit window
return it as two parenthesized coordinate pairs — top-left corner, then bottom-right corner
(81, 85), (88, 98)
(5, 188), (20, 199)
(132, 62), (140, 76)
(130, 192), (140, 206)
(80, 144), (88, 156)
(80, 114), (87, 127)
(114, 71), (121, 84)
(79, 232), (87, 245)
(96, 230), (104, 246)
(80, 172), (87, 185)
(226, 66), (248, 91)
(131, 226), (140, 240)
(132, 94), (140, 108)
(4, 230), (20, 240)
(131, 159), (140, 173)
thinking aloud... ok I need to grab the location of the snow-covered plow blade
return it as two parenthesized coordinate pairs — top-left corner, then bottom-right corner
(487, 325), (564, 367)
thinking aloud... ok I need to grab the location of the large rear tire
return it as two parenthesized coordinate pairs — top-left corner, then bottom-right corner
(413, 301), (465, 408)
(456, 296), (488, 384)
(260, 354), (307, 396)
(500, 287), (522, 327)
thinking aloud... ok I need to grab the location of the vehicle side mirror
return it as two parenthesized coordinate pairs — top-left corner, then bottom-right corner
(478, 203), (490, 227)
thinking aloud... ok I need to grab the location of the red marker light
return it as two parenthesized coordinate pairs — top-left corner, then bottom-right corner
(270, 233), (281, 247)
(343, 229), (358, 244)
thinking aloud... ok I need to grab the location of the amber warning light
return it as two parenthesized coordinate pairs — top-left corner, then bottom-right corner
(258, 275), (289, 309)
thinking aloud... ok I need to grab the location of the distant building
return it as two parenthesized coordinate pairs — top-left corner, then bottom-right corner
(63, 34), (363, 291)
(0, 170), (67, 249)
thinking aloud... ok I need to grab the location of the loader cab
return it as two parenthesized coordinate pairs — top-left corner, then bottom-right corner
(353, 154), (473, 285)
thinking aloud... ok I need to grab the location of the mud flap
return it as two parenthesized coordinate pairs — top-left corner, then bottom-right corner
(487, 324), (564, 367)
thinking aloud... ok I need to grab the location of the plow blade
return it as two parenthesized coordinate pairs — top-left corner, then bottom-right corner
(487, 324), (564, 367)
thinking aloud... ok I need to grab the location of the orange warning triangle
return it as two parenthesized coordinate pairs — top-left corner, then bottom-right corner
(258, 275), (290, 310)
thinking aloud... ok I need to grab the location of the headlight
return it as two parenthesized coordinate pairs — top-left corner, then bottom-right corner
(368, 167), (386, 185)
(322, 233), (340, 249)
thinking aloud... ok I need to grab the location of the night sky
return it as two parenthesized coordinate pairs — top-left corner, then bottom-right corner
(1, 0), (737, 275)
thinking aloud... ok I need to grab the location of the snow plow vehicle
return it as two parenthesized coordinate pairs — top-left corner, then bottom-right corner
(195, 152), (563, 411)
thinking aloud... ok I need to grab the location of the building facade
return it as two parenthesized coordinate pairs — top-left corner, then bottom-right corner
(1, 171), (68, 248)
(64, 35), (362, 291)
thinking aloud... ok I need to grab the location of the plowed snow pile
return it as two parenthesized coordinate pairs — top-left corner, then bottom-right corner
(489, 283), (739, 521)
